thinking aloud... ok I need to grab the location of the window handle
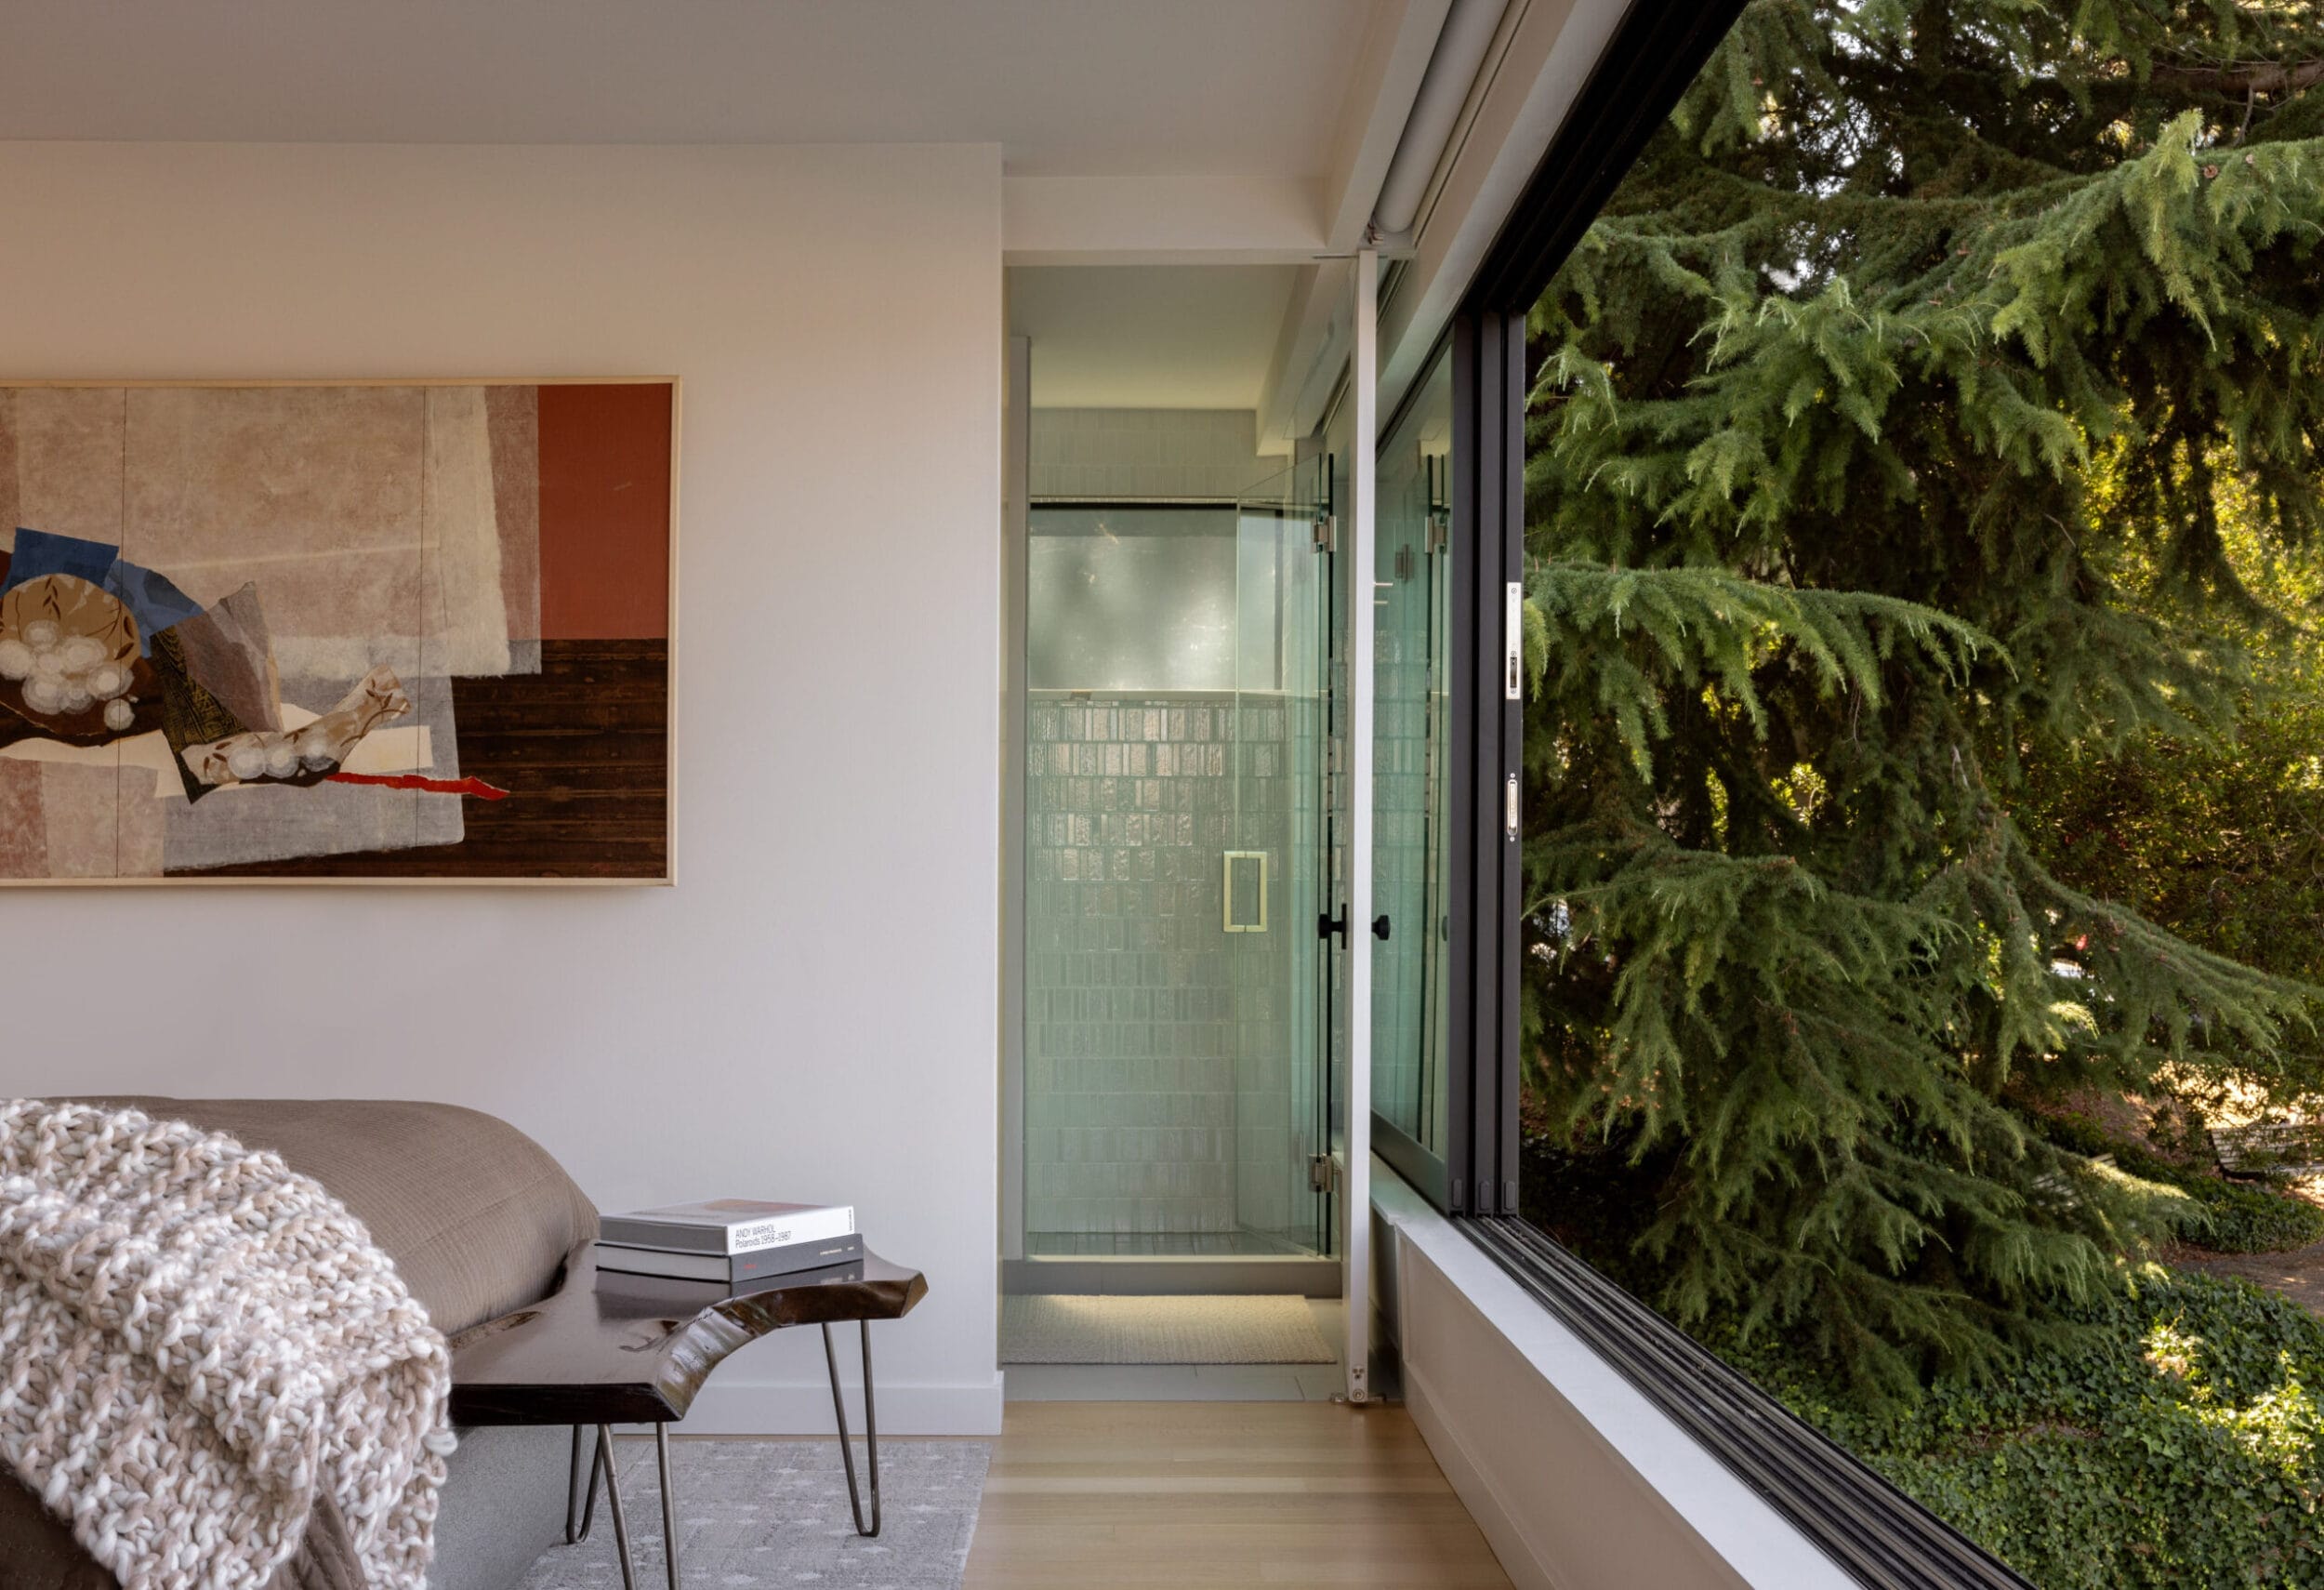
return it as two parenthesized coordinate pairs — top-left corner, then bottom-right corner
(1505, 581), (1524, 699)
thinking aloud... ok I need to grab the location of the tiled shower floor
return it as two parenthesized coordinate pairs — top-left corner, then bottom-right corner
(1023, 1228), (1324, 1257)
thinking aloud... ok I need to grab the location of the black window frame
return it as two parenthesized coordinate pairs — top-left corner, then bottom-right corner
(1370, 314), (1526, 1218)
(1380, 0), (1750, 1223)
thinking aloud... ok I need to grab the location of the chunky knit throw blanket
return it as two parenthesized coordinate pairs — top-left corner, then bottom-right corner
(0, 1099), (456, 1590)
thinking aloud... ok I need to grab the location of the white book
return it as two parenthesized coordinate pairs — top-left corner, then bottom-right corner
(597, 1199), (856, 1256)
(592, 1233), (865, 1284)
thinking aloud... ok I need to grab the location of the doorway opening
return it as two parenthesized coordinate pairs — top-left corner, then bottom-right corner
(1002, 265), (1348, 1311)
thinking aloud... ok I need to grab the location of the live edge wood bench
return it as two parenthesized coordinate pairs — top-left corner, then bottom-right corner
(448, 1243), (928, 1590)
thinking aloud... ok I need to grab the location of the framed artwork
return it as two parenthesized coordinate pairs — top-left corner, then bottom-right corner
(0, 378), (676, 884)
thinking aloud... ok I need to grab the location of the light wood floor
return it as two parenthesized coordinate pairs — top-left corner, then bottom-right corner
(961, 1401), (1514, 1588)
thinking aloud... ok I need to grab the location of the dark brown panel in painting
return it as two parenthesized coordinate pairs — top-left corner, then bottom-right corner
(176, 640), (667, 880)
(537, 383), (673, 641)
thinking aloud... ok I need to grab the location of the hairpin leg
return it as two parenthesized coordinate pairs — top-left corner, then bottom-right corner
(567, 1424), (591, 1543)
(655, 1423), (682, 1590)
(575, 1423), (612, 1543)
(598, 1424), (638, 1590)
(822, 1320), (881, 1537)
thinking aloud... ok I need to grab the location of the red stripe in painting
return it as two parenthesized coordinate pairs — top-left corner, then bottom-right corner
(328, 772), (513, 801)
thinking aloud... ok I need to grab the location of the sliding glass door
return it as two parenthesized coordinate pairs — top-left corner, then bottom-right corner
(1371, 352), (1455, 1173)
(1368, 315), (1528, 1222)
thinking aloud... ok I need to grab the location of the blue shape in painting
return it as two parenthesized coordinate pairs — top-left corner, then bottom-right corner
(0, 530), (205, 654)
(104, 561), (205, 654)
(1, 528), (119, 598)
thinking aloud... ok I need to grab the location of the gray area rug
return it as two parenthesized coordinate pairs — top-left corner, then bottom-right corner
(1001, 1293), (1337, 1363)
(518, 1437), (991, 1589)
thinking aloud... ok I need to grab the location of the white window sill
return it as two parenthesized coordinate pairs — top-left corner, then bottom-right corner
(1371, 1159), (1856, 1590)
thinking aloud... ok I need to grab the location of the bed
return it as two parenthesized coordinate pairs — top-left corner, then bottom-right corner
(0, 1098), (600, 1590)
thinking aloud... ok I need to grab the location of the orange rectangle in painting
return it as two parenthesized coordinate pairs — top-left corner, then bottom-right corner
(536, 382), (674, 640)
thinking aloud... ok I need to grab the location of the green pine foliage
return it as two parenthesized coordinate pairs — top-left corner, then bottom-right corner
(2017, 501), (2324, 1001)
(1522, 0), (2324, 1394)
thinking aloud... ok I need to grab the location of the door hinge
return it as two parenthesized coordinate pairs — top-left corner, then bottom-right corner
(1309, 1155), (1335, 1193)
(1314, 514), (1338, 553)
(1426, 510), (1449, 555)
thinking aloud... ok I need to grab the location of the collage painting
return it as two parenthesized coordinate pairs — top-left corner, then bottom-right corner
(0, 379), (675, 883)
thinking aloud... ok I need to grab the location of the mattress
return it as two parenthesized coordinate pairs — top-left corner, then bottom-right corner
(0, 1096), (599, 1590)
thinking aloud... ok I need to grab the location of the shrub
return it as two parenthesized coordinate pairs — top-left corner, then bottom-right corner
(1720, 1269), (2324, 1588)
(2188, 1181), (2324, 1255)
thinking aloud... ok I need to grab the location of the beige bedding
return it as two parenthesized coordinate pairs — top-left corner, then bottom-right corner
(0, 1098), (597, 1590)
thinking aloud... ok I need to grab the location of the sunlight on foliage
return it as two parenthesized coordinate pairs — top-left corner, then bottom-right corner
(1520, 0), (2324, 1416)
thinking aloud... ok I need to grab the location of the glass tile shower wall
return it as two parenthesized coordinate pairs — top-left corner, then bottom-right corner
(1023, 494), (1327, 1254)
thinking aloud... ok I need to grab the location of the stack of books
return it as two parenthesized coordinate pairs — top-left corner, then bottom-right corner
(593, 1199), (861, 1286)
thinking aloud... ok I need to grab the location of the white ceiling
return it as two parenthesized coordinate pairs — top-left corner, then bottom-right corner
(1010, 266), (1301, 410)
(0, 0), (1374, 174)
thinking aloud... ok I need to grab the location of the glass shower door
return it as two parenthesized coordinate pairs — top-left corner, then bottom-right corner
(1231, 457), (1335, 1255)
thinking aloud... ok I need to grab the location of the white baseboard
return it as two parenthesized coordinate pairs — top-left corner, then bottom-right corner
(662, 1373), (1006, 1437)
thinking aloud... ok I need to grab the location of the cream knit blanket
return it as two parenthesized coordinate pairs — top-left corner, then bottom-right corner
(0, 1099), (456, 1590)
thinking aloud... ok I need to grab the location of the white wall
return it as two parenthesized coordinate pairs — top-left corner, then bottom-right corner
(1027, 407), (1284, 500)
(0, 141), (1007, 1434)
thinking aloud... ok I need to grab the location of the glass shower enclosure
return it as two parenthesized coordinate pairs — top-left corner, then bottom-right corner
(1019, 456), (1339, 1263)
